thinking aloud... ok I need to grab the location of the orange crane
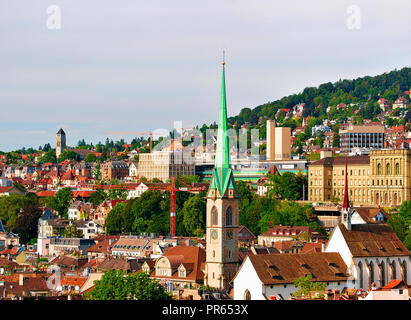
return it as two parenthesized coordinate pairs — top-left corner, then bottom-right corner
(148, 177), (207, 237)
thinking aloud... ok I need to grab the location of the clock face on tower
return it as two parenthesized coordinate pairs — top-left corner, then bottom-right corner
(226, 230), (233, 240)
(211, 230), (218, 240)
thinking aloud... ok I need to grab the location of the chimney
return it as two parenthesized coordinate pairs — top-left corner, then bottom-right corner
(19, 274), (24, 286)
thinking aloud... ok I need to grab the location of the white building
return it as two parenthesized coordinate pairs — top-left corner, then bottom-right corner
(325, 221), (411, 290)
(232, 252), (349, 300)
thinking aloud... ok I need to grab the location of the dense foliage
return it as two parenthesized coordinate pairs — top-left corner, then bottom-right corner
(387, 200), (411, 250)
(86, 270), (171, 300)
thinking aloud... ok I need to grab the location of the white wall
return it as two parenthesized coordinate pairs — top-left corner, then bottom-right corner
(233, 257), (265, 300)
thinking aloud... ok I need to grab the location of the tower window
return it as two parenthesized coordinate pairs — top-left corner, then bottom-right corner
(211, 206), (218, 225)
(226, 206), (233, 226)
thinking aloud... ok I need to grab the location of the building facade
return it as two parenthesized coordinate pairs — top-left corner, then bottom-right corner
(340, 124), (385, 153)
(138, 151), (195, 182)
(308, 149), (411, 207)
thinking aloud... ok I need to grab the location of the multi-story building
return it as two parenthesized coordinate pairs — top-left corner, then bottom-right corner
(100, 161), (129, 181)
(266, 120), (291, 161)
(340, 124), (385, 153)
(308, 149), (411, 207)
(138, 151), (195, 182)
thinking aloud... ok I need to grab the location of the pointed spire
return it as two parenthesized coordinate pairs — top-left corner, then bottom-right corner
(214, 54), (230, 169)
(342, 154), (349, 211)
(209, 54), (237, 197)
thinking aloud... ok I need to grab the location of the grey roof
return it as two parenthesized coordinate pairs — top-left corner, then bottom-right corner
(57, 128), (65, 135)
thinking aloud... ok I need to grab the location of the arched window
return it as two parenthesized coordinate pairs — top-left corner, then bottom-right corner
(211, 206), (218, 225)
(395, 163), (400, 175)
(358, 262), (364, 289)
(380, 262), (386, 287)
(391, 261), (397, 281)
(369, 262), (374, 288)
(377, 163), (382, 175)
(386, 163), (390, 175)
(225, 206), (233, 226)
(244, 289), (251, 300)
(401, 260), (407, 282)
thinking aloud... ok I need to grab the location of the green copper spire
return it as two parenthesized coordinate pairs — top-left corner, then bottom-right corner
(210, 57), (236, 197)
(215, 60), (230, 169)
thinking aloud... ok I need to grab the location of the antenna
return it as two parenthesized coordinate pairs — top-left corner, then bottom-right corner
(222, 50), (226, 66)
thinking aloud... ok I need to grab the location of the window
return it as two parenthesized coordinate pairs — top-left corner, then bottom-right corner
(226, 206), (233, 226)
(211, 206), (218, 225)
(386, 163), (391, 175)
(377, 163), (382, 175)
(395, 163), (400, 175)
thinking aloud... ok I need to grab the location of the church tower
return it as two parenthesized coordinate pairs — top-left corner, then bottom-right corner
(204, 58), (239, 290)
(56, 128), (66, 159)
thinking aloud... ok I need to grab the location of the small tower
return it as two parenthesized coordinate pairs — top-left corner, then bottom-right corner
(56, 128), (66, 159)
(341, 155), (352, 230)
(204, 57), (239, 291)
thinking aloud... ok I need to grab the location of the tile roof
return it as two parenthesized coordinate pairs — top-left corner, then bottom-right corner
(246, 252), (349, 285)
(309, 155), (370, 166)
(153, 246), (206, 282)
(337, 223), (410, 257)
(260, 226), (312, 237)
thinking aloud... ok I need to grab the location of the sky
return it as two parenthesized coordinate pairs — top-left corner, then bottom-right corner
(0, 0), (410, 151)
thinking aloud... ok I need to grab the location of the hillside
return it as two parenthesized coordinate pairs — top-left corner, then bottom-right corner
(228, 67), (411, 127)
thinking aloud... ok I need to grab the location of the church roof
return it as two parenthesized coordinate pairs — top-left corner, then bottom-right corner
(57, 128), (65, 135)
(337, 223), (410, 257)
(246, 252), (349, 285)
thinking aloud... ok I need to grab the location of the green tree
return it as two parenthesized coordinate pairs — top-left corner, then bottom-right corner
(89, 189), (107, 206)
(51, 188), (73, 217)
(86, 269), (171, 300)
(292, 275), (326, 297)
(13, 203), (42, 244)
(182, 192), (206, 236)
(84, 153), (97, 163)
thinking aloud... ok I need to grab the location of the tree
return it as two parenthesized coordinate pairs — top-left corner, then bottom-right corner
(266, 172), (307, 201)
(182, 192), (206, 236)
(13, 203), (42, 244)
(84, 153), (97, 163)
(58, 150), (81, 162)
(51, 188), (73, 217)
(89, 189), (107, 206)
(86, 269), (171, 300)
(292, 275), (326, 297)
(388, 200), (411, 250)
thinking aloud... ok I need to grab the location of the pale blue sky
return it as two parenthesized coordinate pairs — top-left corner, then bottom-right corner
(0, 0), (410, 151)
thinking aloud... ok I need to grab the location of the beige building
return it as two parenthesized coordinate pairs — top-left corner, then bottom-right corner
(138, 151), (195, 182)
(308, 149), (411, 207)
(266, 120), (276, 161)
(265, 120), (291, 161)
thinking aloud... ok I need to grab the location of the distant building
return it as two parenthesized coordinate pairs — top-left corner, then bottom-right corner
(56, 128), (66, 159)
(100, 161), (129, 181)
(339, 124), (385, 153)
(138, 151), (195, 182)
(266, 120), (291, 161)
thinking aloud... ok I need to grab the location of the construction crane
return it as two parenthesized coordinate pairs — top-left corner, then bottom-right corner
(148, 176), (207, 238)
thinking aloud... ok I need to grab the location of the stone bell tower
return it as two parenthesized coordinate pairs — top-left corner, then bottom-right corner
(204, 58), (239, 290)
(56, 128), (66, 159)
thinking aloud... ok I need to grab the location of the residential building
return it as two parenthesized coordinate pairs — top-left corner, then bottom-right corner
(100, 161), (129, 181)
(151, 245), (206, 294)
